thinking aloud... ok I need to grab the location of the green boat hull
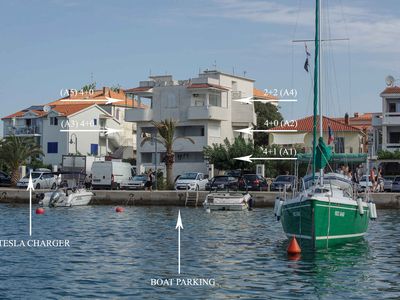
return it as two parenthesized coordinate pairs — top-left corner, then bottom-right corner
(281, 199), (370, 249)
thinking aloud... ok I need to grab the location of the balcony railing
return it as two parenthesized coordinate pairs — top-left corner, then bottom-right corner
(6, 126), (41, 136)
(386, 143), (400, 150)
(125, 108), (153, 122)
(187, 106), (228, 121)
(382, 113), (400, 125)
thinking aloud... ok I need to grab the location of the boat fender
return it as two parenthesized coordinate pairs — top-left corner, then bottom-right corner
(368, 202), (377, 220)
(274, 197), (280, 216)
(275, 200), (284, 221)
(357, 198), (364, 215)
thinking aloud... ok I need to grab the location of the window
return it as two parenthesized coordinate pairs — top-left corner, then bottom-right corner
(389, 132), (400, 143)
(209, 93), (221, 106)
(93, 118), (97, 126)
(50, 117), (58, 126)
(175, 126), (205, 137)
(334, 137), (345, 153)
(90, 144), (99, 156)
(389, 103), (396, 113)
(47, 142), (58, 154)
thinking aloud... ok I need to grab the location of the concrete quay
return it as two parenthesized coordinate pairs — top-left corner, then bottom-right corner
(0, 188), (399, 209)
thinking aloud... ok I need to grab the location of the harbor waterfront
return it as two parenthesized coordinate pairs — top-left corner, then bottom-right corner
(0, 205), (398, 299)
(0, 188), (399, 208)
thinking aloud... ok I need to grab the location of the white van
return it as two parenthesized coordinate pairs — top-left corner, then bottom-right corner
(91, 161), (135, 190)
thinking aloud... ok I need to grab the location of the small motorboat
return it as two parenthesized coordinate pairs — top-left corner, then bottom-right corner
(203, 175), (253, 211)
(38, 171), (93, 207)
(203, 192), (252, 211)
(39, 187), (93, 207)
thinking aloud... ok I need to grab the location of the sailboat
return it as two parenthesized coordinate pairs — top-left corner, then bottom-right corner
(276, 0), (377, 249)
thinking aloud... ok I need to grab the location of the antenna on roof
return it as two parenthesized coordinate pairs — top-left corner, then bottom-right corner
(212, 60), (217, 69)
(243, 71), (247, 77)
(232, 67), (235, 75)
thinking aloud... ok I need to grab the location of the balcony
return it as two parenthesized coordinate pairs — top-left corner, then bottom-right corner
(139, 136), (206, 153)
(187, 106), (228, 121)
(6, 126), (41, 136)
(382, 113), (400, 125)
(125, 109), (153, 122)
(385, 143), (400, 150)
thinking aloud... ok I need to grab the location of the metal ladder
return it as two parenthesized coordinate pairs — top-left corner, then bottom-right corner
(185, 190), (199, 207)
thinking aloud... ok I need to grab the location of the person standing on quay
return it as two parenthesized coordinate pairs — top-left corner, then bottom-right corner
(145, 169), (154, 191)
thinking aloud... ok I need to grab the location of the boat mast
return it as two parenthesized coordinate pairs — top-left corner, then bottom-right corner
(312, 0), (320, 183)
(319, 0), (324, 186)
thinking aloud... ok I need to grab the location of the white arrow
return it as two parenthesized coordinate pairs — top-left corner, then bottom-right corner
(26, 172), (35, 236)
(235, 127), (298, 135)
(234, 155), (298, 163)
(175, 210), (183, 274)
(59, 127), (122, 134)
(60, 97), (122, 105)
(234, 97), (297, 104)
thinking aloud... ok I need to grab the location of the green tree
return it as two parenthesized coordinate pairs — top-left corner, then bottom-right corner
(140, 119), (194, 188)
(253, 102), (283, 147)
(203, 136), (264, 171)
(0, 136), (43, 185)
(377, 150), (400, 160)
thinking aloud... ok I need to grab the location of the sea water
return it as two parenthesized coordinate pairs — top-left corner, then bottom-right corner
(0, 204), (398, 299)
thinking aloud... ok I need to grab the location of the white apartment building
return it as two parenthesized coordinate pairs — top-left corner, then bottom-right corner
(125, 70), (270, 177)
(2, 87), (140, 166)
(371, 85), (400, 156)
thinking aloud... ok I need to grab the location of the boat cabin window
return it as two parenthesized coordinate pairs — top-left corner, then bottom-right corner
(314, 188), (330, 194)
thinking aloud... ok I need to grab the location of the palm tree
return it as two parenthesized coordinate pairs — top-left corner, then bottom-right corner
(0, 135), (43, 185)
(141, 119), (194, 188)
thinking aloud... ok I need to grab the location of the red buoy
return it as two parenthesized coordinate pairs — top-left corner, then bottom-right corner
(115, 207), (124, 213)
(287, 236), (301, 254)
(36, 207), (45, 215)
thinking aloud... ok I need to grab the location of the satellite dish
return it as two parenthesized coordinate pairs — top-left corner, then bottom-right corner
(43, 105), (51, 113)
(385, 75), (395, 87)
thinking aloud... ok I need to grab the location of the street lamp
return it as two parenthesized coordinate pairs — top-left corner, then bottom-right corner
(69, 133), (78, 154)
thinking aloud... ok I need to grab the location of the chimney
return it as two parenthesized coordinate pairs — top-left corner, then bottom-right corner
(354, 112), (359, 118)
(103, 87), (109, 96)
(344, 113), (349, 125)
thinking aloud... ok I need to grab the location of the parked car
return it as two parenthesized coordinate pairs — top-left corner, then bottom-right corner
(17, 170), (57, 190)
(0, 171), (11, 187)
(120, 175), (148, 190)
(390, 176), (400, 192)
(243, 174), (268, 191)
(205, 175), (247, 191)
(270, 175), (296, 191)
(383, 176), (395, 192)
(174, 172), (209, 191)
(359, 175), (373, 191)
(91, 161), (135, 190)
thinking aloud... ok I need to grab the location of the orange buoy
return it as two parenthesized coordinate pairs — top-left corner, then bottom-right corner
(36, 207), (45, 215)
(115, 207), (124, 213)
(287, 236), (301, 254)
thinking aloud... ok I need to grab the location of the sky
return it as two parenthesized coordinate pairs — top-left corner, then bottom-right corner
(1, 0), (400, 130)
